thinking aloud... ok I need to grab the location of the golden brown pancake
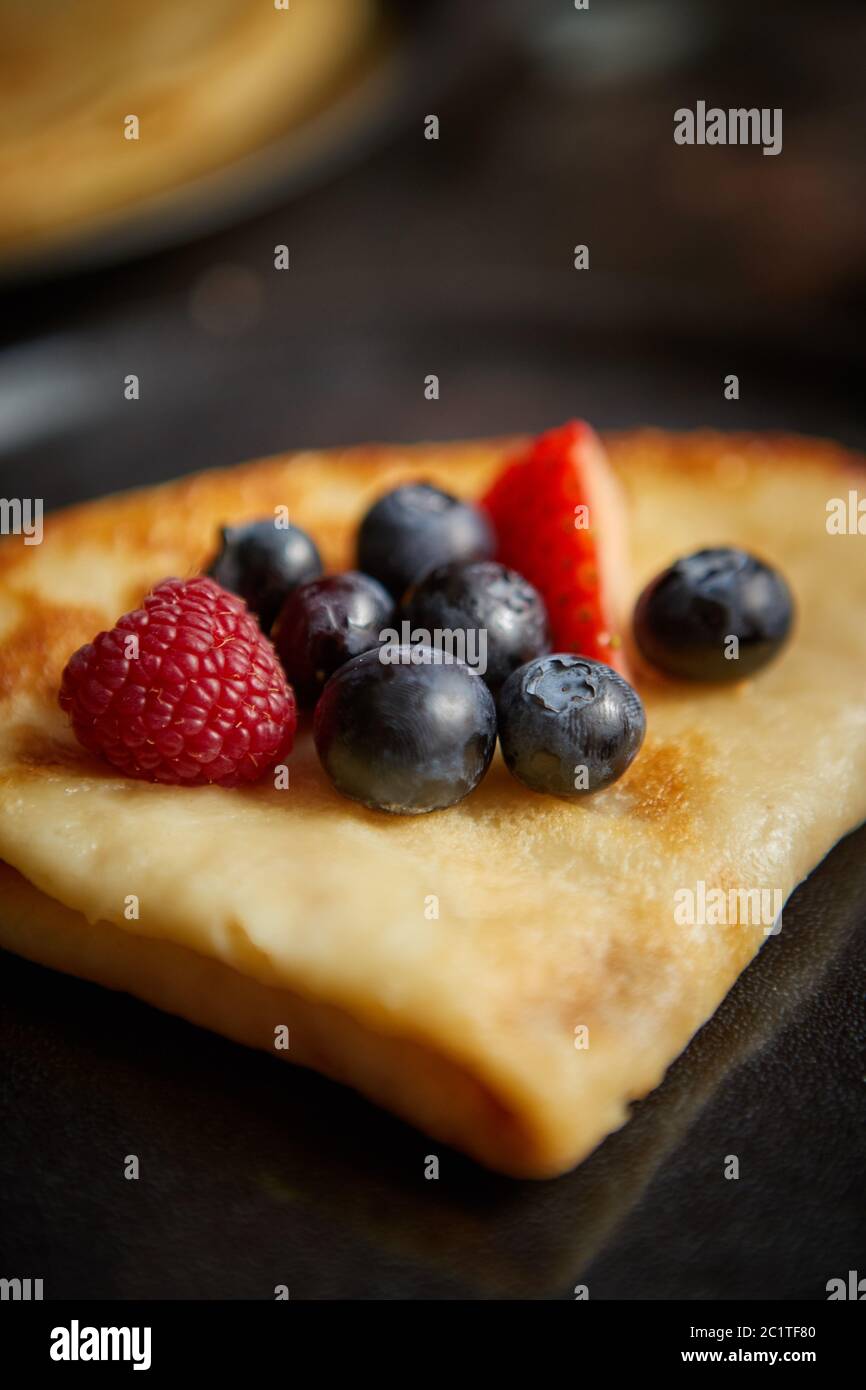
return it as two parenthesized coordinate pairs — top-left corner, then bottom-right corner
(0, 0), (380, 260)
(0, 430), (863, 1177)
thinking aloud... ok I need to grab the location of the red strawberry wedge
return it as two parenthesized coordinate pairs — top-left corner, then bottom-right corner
(482, 421), (632, 678)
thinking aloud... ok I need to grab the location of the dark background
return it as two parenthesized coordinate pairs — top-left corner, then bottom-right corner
(1, 0), (865, 504)
(0, 0), (864, 1300)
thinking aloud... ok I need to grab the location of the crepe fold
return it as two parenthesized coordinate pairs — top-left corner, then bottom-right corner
(0, 431), (864, 1177)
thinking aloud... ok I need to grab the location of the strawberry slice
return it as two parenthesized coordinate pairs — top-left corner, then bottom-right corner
(482, 421), (632, 677)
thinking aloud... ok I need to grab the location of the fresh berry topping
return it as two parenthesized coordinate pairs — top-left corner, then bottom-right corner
(313, 644), (497, 814)
(272, 570), (395, 708)
(357, 483), (495, 599)
(401, 560), (550, 693)
(633, 547), (794, 682)
(482, 422), (631, 677)
(207, 519), (322, 630)
(497, 654), (645, 798)
(59, 577), (297, 786)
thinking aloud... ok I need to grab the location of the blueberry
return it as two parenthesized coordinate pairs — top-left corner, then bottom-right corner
(272, 571), (394, 708)
(633, 547), (794, 682)
(497, 654), (645, 798)
(207, 520), (322, 630)
(402, 560), (550, 692)
(357, 483), (495, 599)
(314, 644), (497, 814)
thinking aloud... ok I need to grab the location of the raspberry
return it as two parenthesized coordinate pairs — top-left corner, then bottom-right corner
(59, 576), (297, 787)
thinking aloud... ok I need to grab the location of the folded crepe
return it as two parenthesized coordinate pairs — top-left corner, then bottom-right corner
(0, 430), (863, 1177)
